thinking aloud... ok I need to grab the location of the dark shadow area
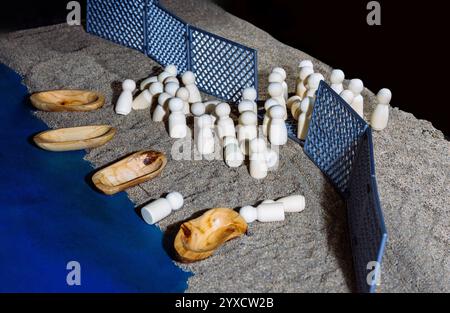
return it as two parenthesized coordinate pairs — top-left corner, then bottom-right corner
(213, 0), (449, 136)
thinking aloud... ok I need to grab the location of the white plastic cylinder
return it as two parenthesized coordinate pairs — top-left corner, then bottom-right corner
(141, 198), (172, 225)
(256, 202), (285, 222)
(276, 195), (305, 212)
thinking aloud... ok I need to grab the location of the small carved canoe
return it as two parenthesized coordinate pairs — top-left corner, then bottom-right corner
(174, 208), (248, 262)
(92, 150), (167, 195)
(33, 125), (116, 152)
(30, 89), (105, 112)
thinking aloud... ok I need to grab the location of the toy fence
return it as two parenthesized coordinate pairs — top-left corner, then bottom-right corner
(86, 0), (387, 293)
(86, 0), (257, 103)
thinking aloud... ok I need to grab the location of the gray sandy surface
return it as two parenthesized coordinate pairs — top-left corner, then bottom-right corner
(1, 0), (448, 293)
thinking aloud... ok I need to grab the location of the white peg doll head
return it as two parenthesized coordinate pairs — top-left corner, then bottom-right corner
(242, 87), (257, 102)
(268, 72), (284, 84)
(181, 71), (196, 85)
(164, 76), (179, 85)
(348, 79), (364, 96)
(377, 88), (392, 104)
(176, 87), (190, 114)
(330, 69), (345, 94)
(164, 81), (180, 97)
(191, 102), (205, 117)
(272, 67), (287, 80)
(299, 60), (313, 69)
(239, 99), (256, 114)
(149, 82), (164, 96)
(122, 79), (136, 92)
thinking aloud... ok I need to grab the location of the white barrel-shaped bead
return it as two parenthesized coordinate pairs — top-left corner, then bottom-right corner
(141, 198), (172, 225)
(256, 202), (285, 222)
(276, 195), (305, 212)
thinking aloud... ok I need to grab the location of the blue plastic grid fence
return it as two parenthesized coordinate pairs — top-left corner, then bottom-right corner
(304, 81), (368, 196)
(304, 81), (387, 293)
(188, 26), (258, 103)
(87, 0), (146, 52)
(146, 3), (189, 74)
(346, 128), (388, 293)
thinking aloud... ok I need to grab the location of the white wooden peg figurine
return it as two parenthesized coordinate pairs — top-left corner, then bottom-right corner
(196, 114), (215, 155)
(249, 138), (268, 179)
(330, 69), (345, 95)
(263, 98), (279, 136)
(152, 92), (171, 122)
(272, 67), (288, 100)
(157, 64), (177, 83)
(223, 136), (244, 168)
(242, 87), (258, 112)
(268, 82), (286, 108)
(182, 71), (202, 103)
(215, 102), (236, 139)
(237, 111), (258, 155)
(141, 192), (184, 225)
(296, 66), (315, 99)
(131, 89), (152, 111)
(297, 98), (312, 140)
(115, 79), (136, 115)
(268, 105), (288, 146)
(348, 79), (364, 118)
(168, 97), (187, 138)
(147, 82), (164, 111)
(191, 102), (206, 139)
(371, 88), (392, 131)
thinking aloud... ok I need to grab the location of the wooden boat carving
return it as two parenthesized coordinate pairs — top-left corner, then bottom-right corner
(33, 125), (115, 152)
(92, 150), (167, 195)
(174, 208), (248, 262)
(30, 90), (105, 112)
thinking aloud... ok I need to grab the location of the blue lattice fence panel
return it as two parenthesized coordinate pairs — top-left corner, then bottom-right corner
(304, 81), (368, 195)
(346, 128), (388, 293)
(87, 0), (146, 52)
(188, 26), (258, 103)
(146, 2), (190, 73)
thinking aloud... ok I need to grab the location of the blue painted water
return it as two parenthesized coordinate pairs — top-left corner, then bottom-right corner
(0, 64), (191, 292)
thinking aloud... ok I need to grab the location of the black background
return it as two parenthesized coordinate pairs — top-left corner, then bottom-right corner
(0, 0), (448, 136)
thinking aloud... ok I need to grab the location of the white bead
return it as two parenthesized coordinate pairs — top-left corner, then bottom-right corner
(239, 205), (257, 223)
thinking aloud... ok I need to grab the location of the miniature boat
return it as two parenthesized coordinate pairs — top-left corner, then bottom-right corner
(30, 89), (105, 112)
(174, 208), (247, 262)
(92, 150), (167, 195)
(33, 125), (116, 152)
